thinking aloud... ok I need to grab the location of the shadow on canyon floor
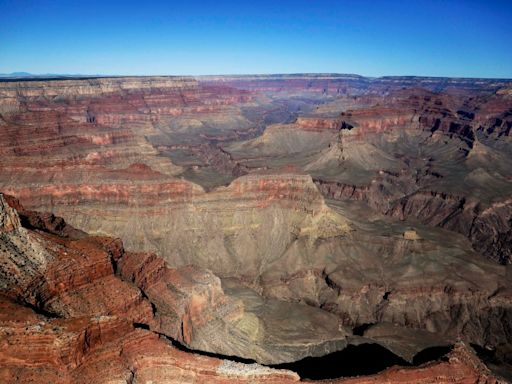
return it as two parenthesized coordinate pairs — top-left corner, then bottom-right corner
(270, 343), (453, 380)
(137, 323), (454, 380)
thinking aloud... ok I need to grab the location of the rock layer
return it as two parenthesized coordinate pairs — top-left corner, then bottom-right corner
(1, 74), (512, 380)
(1, 193), (509, 383)
(0, 194), (354, 365)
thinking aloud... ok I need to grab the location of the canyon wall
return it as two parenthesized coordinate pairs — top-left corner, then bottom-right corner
(1, 75), (512, 380)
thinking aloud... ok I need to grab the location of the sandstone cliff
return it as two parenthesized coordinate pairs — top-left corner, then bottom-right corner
(1, 193), (509, 382)
(1, 75), (512, 381)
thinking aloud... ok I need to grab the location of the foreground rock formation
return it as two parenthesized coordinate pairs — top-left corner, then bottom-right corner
(0, 194), (509, 383)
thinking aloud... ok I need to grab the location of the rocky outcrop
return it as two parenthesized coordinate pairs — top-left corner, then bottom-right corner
(1, 193), (509, 382)
(388, 193), (512, 264)
(0, 193), (20, 232)
(1, 75), (512, 380)
(477, 109), (512, 139)
(118, 247), (353, 365)
(118, 251), (230, 343)
(0, 193), (354, 366)
(325, 342), (505, 383)
(314, 179), (373, 202)
(0, 195), (154, 324)
(0, 295), (301, 383)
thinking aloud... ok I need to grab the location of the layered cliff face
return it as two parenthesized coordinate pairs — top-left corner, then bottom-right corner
(198, 74), (511, 97)
(4, 186), (512, 383)
(0, 193), (361, 366)
(224, 86), (512, 264)
(0, 195), (509, 383)
(0, 296), (302, 383)
(308, 106), (512, 264)
(1, 75), (512, 381)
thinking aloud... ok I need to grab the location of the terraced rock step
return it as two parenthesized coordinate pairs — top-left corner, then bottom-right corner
(0, 193), (508, 382)
(1, 74), (512, 381)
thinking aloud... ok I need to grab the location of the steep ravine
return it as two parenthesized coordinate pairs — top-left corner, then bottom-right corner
(0, 193), (509, 382)
(1, 75), (512, 382)
(314, 178), (512, 264)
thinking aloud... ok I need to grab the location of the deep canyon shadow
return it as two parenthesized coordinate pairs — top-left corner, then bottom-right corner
(271, 343), (453, 380)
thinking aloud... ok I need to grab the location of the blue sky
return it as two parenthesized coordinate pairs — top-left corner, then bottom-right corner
(0, 0), (511, 77)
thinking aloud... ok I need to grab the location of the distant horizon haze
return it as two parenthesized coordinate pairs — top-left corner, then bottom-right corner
(1, 71), (512, 80)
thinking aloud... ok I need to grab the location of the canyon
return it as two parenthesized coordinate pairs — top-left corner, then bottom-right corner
(1, 74), (511, 382)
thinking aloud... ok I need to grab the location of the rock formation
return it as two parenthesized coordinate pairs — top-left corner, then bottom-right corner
(1, 74), (512, 381)
(1, 194), (509, 383)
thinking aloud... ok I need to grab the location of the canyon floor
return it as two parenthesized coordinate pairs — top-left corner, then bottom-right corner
(0, 74), (511, 382)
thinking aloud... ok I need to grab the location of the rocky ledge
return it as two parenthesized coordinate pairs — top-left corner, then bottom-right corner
(1, 193), (509, 382)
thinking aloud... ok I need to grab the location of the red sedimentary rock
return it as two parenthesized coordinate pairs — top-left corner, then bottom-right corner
(0, 295), (300, 383)
(321, 343), (504, 384)
(1, 75), (512, 380)
(0, 194), (507, 383)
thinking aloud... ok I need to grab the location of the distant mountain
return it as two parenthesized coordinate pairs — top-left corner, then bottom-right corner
(0, 72), (34, 77)
(0, 72), (103, 78)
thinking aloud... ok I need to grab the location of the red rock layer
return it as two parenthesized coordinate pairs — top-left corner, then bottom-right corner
(0, 77), (251, 166)
(324, 343), (503, 384)
(294, 117), (345, 131)
(335, 89), (475, 141)
(118, 251), (243, 344)
(199, 75), (511, 96)
(0, 195), (507, 383)
(0, 295), (300, 383)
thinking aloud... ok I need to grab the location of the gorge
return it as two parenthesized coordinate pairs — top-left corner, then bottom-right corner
(0, 74), (511, 382)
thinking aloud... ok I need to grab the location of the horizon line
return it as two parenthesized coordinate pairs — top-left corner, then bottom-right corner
(1, 72), (512, 81)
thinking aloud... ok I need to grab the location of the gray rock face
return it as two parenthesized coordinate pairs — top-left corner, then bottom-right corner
(0, 194), (53, 293)
(0, 194), (21, 232)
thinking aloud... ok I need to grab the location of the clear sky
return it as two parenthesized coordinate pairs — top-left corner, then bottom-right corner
(1, 0), (511, 78)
